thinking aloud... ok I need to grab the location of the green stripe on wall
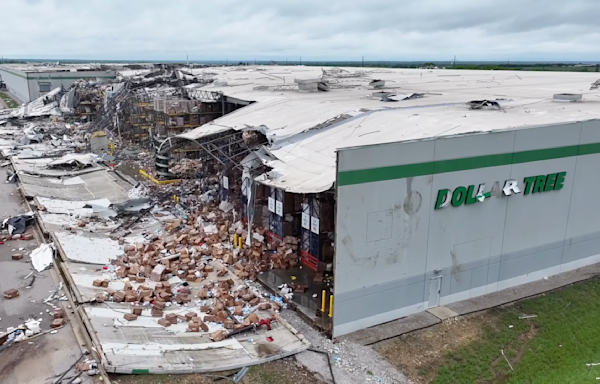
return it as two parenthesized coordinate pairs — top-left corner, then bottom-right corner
(337, 142), (600, 186)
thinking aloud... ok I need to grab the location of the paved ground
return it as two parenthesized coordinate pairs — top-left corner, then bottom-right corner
(0, 170), (95, 384)
(281, 311), (409, 384)
(0, 96), (7, 109)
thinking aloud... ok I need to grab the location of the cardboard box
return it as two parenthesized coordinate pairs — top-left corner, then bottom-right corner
(158, 318), (171, 327)
(3, 289), (19, 299)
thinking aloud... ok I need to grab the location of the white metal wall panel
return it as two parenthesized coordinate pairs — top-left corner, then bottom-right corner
(0, 68), (29, 102)
(334, 120), (600, 337)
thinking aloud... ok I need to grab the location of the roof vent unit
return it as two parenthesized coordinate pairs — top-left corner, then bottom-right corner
(253, 85), (269, 91)
(294, 78), (322, 92)
(553, 93), (582, 102)
(369, 79), (386, 89)
(214, 81), (228, 87)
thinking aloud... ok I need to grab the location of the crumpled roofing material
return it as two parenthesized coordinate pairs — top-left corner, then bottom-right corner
(9, 87), (62, 118)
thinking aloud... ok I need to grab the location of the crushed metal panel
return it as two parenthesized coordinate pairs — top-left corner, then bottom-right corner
(35, 197), (119, 232)
(84, 305), (310, 374)
(46, 153), (99, 167)
(36, 196), (112, 214)
(39, 212), (121, 233)
(18, 171), (129, 202)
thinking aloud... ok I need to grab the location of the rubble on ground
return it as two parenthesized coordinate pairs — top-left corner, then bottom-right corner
(169, 158), (202, 177)
(90, 196), (302, 338)
(0, 64), (318, 373)
(0, 287), (67, 349)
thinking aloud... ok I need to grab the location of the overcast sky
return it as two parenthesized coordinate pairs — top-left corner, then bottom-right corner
(2, 0), (599, 62)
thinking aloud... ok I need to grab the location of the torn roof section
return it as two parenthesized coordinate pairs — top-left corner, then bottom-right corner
(165, 67), (600, 193)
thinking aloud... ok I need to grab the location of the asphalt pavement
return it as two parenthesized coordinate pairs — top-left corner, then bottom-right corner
(0, 170), (95, 384)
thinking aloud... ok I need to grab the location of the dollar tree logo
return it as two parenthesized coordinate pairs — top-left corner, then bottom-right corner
(434, 172), (566, 210)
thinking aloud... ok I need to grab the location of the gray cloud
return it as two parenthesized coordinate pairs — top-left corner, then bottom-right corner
(1, 0), (599, 61)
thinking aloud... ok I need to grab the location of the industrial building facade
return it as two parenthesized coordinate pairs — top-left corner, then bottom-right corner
(0, 64), (116, 103)
(333, 119), (600, 336)
(38, 64), (600, 339)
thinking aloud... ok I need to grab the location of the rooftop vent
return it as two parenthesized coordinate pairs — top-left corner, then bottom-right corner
(369, 79), (386, 89)
(553, 93), (582, 102)
(467, 100), (502, 110)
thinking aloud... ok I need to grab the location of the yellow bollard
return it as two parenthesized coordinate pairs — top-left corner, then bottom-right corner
(234, 234), (238, 246)
(329, 295), (333, 318)
(238, 237), (243, 249)
(321, 290), (326, 313)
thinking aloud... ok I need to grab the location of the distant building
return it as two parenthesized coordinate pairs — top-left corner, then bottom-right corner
(0, 64), (117, 103)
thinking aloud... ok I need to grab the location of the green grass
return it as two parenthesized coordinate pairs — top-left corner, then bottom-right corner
(0, 92), (19, 108)
(434, 279), (600, 384)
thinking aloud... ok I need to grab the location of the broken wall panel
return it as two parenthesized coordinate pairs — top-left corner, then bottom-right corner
(53, 232), (123, 264)
(18, 171), (129, 202)
(88, 308), (309, 374)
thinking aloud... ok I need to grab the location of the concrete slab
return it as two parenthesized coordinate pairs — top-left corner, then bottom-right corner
(0, 170), (53, 327)
(426, 306), (459, 320)
(0, 323), (92, 384)
(341, 311), (440, 346)
(0, 169), (95, 383)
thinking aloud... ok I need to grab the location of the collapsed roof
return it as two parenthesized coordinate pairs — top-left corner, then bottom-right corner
(5, 65), (600, 194)
(165, 66), (600, 193)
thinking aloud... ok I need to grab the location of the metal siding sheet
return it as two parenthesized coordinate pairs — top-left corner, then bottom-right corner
(19, 171), (128, 202)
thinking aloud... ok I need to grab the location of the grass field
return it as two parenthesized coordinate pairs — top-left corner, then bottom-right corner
(377, 278), (600, 384)
(0, 92), (19, 108)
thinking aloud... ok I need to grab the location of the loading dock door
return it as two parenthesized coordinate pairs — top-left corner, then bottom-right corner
(428, 276), (442, 308)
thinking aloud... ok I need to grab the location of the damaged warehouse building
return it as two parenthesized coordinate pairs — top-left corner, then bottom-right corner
(3, 63), (600, 375)
(0, 63), (117, 103)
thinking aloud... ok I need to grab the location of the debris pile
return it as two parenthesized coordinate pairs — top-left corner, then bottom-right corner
(92, 199), (302, 338)
(0, 121), (88, 159)
(2, 213), (34, 235)
(169, 158), (202, 176)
